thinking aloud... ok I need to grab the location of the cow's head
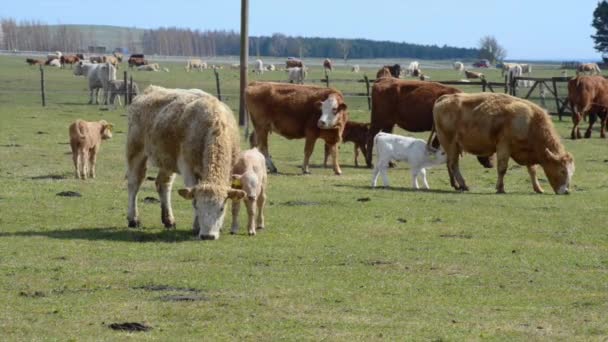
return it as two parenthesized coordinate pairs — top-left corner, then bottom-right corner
(99, 120), (113, 140)
(232, 171), (260, 202)
(543, 148), (575, 195)
(73, 61), (85, 76)
(316, 94), (347, 129)
(178, 184), (245, 240)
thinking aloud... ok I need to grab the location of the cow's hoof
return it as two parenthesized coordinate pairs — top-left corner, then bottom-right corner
(584, 131), (592, 139)
(334, 171), (342, 176)
(248, 231), (256, 236)
(163, 221), (176, 229)
(496, 189), (506, 194)
(303, 170), (311, 175)
(601, 134), (606, 139)
(230, 231), (237, 235)
(200, 234), (218, 241)
(257, 226), (264, 230)
(128, 219), (140, 228)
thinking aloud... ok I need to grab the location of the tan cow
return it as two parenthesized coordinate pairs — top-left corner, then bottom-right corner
(464, 70), (484, 79)
(568, 76), (608, 139)
(432, 93), (574, 194)
(246, 81), (349, 175)
(230, 148), (268, 236)
(185, 58), (206, 72)
(577, 63), (601, 76)
(126, 86), (244, 240)
(69, 119), (113, 179)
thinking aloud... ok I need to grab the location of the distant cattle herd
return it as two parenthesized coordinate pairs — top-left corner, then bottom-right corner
(21, 50), (608, 239)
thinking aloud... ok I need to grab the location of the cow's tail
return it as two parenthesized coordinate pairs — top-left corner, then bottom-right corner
(426, 124), (437, 152)
(74, 122), (86, 140)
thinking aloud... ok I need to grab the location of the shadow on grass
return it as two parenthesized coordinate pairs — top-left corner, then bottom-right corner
(333, 183), (460, 194)
(0, 226), (196, 243)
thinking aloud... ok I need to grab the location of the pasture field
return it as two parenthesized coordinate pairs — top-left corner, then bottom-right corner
(0, 55), (607, 340)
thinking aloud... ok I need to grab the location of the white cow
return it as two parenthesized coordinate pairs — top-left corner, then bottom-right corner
(266, 64), (276, 71)
(453, 61), (464, 73)
(47, 59), (62, 68)
(73, 62), (117, 105)
(287, 67), (307, 84)
(351, 65), (360, 73)
(254, 59), (264, 75)
(230, 148), (268, 236)
(371, 132), (447, 189)
(185, 58), (206, 72)
(137, 63), (160, 72)
(407, 61), (420, 76)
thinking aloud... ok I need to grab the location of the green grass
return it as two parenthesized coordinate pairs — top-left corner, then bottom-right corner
(1, 55), (607, 340)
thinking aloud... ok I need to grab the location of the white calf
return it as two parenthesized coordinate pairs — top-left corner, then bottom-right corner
(287, 67), (307, 84)
(372, 132), (447, 189)
(230, 148), (267, 236)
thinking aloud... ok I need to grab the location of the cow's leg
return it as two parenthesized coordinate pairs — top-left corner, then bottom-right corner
(72, 148), (80, 179)
(380, 163), (390, 187)
(180, 163), (201, 235)
(323, 143), (330, 168)
(600, 114), (607, 138)
(126, 150), (147, 228)
(571, 110), (582, 139)
(584, 112), (597, 138)
(444, 143), (464, 190)
(371, 163), (382, 187)
(245, 198), (256, 236)
(495, 144), (510, 194)
(302, 133), (317, 174)
(88, 146), (98, 178)
(527, 165), (544, 194)
(230, 199), (240, 235)
(256, 129), (277, 173)
(365, 125), (382, 168)
(328, 143), (342, 175)
(451, 156), (468, 191)
(156, 170), (176, 229)
(420, 168), (430, 189)
(88, 87), (94, 105)
(81, 149), (89, 180)
(411, 169), (420, 189)
(256, 190), (266, 230)
(354, 145), (360, 167)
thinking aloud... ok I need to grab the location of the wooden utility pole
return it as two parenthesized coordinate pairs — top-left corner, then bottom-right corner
(238, 0), (249, 126)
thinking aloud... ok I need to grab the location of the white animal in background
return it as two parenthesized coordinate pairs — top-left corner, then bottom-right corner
(266, 64), (276, 71)
(162, 67), (170, 72)
(47, 59), (62, 68)
(185, 58), (206, 72)
(287, 67), (307, 84)
(371, 132), (447, 189)
(351, 65), (360, 73)
(453, 61), (464, 73)
(407, 61), (420, 76)
(73, 62), (117, 105)
(254, 59), (264, 74)
(137, 63), (160, 71)
(230, 148), (268, 236)
(231, 64), (240, 70)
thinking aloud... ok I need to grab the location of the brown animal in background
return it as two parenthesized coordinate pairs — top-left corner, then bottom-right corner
(568, 75), (608, 139)
(366, 78), (494, 169)
(324, 121), (369, 168)
(246, 81), (349, 175)
(464, 70), (484, 79)
(89, 56), (104, 63)
(323, 58), (333, 72)
(60, 55), (80, 68)
(383, 64), (402, 78)
(69, 119), (113, 180)
(576, 63), (601, 76)
(128, 56), (147, 68)
(25, 58), (44, 66)
(286, 58), (303, 68)
(376, 67), (392, 79)
(432, 92), (574, 194)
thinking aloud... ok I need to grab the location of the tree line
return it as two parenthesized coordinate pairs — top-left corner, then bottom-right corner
(1, 18), (480, 60)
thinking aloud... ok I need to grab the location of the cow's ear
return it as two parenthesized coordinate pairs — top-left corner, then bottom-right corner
(337, 103), (347, 112)
(178, 188), (195, 200)
(105, 123), (114, 131)
(315, 101), (323, 111)
(227, 189), (246, 200)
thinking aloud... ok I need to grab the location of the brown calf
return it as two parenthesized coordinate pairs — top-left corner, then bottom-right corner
(69, 119), (113, 179)
(324, 121), (369, 168)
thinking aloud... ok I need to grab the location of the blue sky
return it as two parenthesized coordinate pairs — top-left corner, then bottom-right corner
(2, 0), (603, 60)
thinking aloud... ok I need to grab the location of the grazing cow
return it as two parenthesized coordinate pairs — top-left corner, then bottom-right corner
(432, 92), (574, 194)
(453, 61), (464, 73)
(577, 63), (602, 76)
(324, 121), (369, 168)
(323, 58), (333, 72)
(126, 86), (243, 240)
(47, 51), (62, 60)
(266, 64), (276, 71)
(407, 61), (420, 76)
(137, 63), (160, 71)
(60, 55), (80, 68)
(568, 76), (608, 139)
(383, 64), (402, 78)
(246, 81), (349, 175)
(185, 58), (206, 72)
(113, 52), (123, 62)
(76, 53), (85, 60)
(376, 67), (392, 79)
(372, 132), (447, 189)
(230, 64), (240, 70)
(26, 58), (44, 66)
(128, 54), (147, 68)
(74, 62), (117, 105)
(89, 56), (104, 64)
(501, 63), (519, 77)
(230, 148), (268, 236)
(521, 64), (532, 74)
(286, 58), (303, 68)
(351, 65), (360, 73)
(464, 70), (484, 79)
(103, 55), (119, 67)
(254, 59), (264, 75)
(46, 58), (62, 68)
(107, 79), (140, 106)
(69, 119), (113, 179)
(287, 67), (307, 84)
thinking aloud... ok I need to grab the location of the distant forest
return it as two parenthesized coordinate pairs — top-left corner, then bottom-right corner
(1, 18), (479, 59)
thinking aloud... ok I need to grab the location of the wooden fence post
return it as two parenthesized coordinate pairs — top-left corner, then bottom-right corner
(482, 78), (487, 92)
(214, 69), (222, 101)
(364, 75), (371, 111)
(39, 65), (46, 107)
(504, 75), (508, 94)
(324, 70), (330, 88)
(129, 76), (133, 104)
(123, 71), (128, 106)
(552, 78), (561, 121)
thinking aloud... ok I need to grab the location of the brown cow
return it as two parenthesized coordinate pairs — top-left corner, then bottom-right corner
(383, 64), (402, 78)
(286, 58), (303, 68)
(324, 121), (369, 168)
(69, 119), (113, 180)
(60, 55), (80, 68)
(568, 76), (608, 139)
(25, 58), (44, 66)
(365, 78), (494, 168)
(246, 81), (349, 175)
(432, 92), (574, 194)
(128, 54), (148, 68)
